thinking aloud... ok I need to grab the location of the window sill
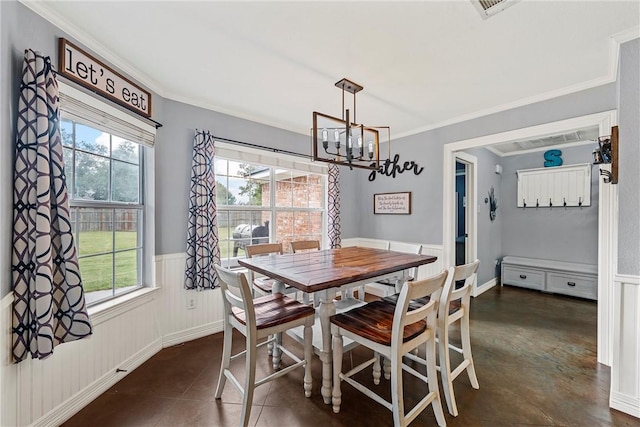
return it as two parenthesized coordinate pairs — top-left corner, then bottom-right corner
(88, 287), (160, 326)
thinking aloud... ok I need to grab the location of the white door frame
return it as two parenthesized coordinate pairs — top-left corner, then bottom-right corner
(442, 110), (616, 366)
(454, 152), (478, 270)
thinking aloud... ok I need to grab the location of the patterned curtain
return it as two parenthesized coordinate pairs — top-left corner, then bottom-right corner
(184, 130), (220, 290)
(12, 49), (92, 363)
(327, 163), (341, 249)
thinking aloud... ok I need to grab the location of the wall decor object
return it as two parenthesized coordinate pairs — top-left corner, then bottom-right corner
(592, 125), (618, 184)
(374, 192), (411, 214)
(367, 154), (424, 181)
(58, 38), (152, 117)
(543, 149), (563, 167)
(488, 186), (498, 221)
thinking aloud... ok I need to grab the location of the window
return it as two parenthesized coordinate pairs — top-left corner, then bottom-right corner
(215, 154), (326, 268)
(58, 81), (155, 306)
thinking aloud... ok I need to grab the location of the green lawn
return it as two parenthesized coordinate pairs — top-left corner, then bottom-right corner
(78, 227), (241, 293)
(77, 231), (138, 293)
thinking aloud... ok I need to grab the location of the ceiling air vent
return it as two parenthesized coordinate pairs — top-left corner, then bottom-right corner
(471, 0), (519, 19)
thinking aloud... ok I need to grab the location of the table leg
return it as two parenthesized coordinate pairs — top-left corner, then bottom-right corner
(271, 280), (286, 368)
(317, 289), (335, 405)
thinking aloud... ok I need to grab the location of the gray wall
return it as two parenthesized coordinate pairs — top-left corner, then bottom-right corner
(154, 100), (309, 255)
(341, 82), (617, 246)
(466, 147), (503, 285)
(617, 38), (640, 275)
(500, 145), (599, 265)
(0, 1), (165, 297)
(2, 1), (637, 299)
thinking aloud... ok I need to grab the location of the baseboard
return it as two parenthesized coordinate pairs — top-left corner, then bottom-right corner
(31, 337), (163, 427)
(610, 390), (640, 419)
(162, 321), (224, 348)
(473, 277), (497, 298)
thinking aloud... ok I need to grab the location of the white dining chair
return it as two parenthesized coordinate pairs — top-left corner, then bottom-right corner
(214, 264), (315, 427)
(330, 270), (448, 427)
(437, 259), (480, 417)
(366, 241), (423, 297)
(386, 259), (481, 417)
(290, 240), (321, 306)
(341, 239), (390, 301)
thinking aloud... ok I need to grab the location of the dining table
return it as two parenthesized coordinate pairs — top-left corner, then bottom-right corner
(238, 245), (438, 404)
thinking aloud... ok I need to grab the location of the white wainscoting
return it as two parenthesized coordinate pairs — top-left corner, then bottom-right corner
(156, 253), (224, 346)
(1, 288), (162, 427)
(0, 252), (226, 427)
(610, 273), (640, 418)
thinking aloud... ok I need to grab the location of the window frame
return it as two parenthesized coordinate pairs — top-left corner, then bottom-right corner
(58, 80), (156, 307)
(214, 142), (328, 268)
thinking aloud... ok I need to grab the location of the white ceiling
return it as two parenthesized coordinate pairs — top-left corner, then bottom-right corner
(24, 1), (639, 142)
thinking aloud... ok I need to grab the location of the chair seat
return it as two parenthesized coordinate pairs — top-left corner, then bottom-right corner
(330, 300), (426, 346)
(232, 293), (315, 329)
(382, 294), (461, 315)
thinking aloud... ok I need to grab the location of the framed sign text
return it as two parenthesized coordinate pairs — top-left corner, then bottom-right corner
(374, 192), (412, 215)
(58, 38), (152, 118)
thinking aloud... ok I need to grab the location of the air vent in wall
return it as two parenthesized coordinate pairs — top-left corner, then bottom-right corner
(471, 0), (519, 19)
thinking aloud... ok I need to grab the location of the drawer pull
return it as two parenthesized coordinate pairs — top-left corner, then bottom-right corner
(519, 274), (527, 279)
(567, 282), (576, 287)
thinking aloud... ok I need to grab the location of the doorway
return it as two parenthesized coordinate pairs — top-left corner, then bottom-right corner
(442, 110), (616, 366)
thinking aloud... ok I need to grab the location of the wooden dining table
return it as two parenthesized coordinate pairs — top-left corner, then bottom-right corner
(238, 246), (437, 404)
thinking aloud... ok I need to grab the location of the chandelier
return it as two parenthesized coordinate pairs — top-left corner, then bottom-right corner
(312, 78), (390, 170)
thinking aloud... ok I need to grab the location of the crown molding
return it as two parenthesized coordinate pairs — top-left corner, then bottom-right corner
(19, 0), (166, 97)
(393, 25), (639, 141)
(21, 1), (640, 141)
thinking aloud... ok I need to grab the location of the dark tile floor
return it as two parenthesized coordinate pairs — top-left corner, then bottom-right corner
(63, 286), (639, 426)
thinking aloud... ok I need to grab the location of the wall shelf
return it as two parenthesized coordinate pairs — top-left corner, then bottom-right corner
(516, 163), (591, 208)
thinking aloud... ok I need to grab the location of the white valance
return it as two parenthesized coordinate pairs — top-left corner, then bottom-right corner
(58, 80), (156, 147)
(216, 141), (327, 175)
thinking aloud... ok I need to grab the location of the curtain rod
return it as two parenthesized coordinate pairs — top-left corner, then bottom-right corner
(211, 135), (312, 160)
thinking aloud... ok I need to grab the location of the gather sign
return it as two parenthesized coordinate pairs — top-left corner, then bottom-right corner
(58, 38), (152, 118)
(368, 154), (424, 181)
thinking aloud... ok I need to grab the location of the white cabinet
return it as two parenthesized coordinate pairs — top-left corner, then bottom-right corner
(516, 163), (591, 208)
(501, 256), (597, 300)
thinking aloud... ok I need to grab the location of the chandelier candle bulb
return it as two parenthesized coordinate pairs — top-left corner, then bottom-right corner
(334, 129), (340, 149)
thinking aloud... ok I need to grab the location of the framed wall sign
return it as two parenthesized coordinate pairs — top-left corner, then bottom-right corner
(374, 192), (412, 214)
(58, 38), (152, 118)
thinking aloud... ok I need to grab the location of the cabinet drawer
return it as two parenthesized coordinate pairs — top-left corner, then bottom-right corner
(502, 266), (544, 291)
(546, 272), (597, 300)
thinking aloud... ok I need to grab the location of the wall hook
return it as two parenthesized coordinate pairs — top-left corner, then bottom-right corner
(536, 198), (539, 208)
(578, 197), (583, 207)
(563, 197), (567, 207)
(549, 198), (552, 207)
(523, 198), (526, 209)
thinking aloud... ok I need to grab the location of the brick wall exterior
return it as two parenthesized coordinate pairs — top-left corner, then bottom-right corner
(261, 175), (324, 251)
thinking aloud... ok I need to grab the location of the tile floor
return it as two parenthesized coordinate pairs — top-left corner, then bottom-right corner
(62, 286), (639, 426)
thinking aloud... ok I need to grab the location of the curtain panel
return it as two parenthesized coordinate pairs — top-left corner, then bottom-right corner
(327, 163), (341, 249)
(185, 130), (220, 290)
(12, 49), (92, 363)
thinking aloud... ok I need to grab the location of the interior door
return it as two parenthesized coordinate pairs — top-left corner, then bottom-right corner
(455, 161), (467, 266)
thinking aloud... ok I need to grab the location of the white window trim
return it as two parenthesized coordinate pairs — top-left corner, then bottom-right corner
(214, 141), (328, 264)
(58, 81), (156, 313)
